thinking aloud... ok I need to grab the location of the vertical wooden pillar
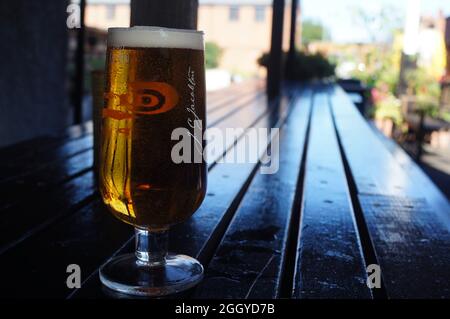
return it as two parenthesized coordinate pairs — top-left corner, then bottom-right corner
(287, 0), (298, 66)
(130, 0), (198, 29)
(285, 0), (299, 79)
(397, 53), (416, 96)
(73, 0), (86, 124)
(440, 17), (450, 111)
(445, 17), (450, 77)
(267, 0), (285, 99)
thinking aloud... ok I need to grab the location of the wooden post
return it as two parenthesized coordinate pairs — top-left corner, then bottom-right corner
(397, 53), (416, 96)
(286, 0), (298, 72)
(130, 0), (198, 29)
(267, 0), (285, 99)
(416, 110), (425, 162)
(445, 17), (450, 77)
(73, 0), (86, 124)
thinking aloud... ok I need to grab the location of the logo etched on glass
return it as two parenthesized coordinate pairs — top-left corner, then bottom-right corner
(103, 81), (180, 119)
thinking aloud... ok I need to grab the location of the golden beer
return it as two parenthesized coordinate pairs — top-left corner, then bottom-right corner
(99, 28), (207, 230)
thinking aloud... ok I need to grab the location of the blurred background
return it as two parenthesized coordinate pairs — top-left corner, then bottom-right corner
(0, 0), (449, 196)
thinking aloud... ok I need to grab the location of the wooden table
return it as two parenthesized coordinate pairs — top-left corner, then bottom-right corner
(0, 81), (449, 299)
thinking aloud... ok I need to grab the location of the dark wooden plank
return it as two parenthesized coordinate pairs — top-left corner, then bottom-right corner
(70, 91), (297, 299)
(294, 88), (371, 299)
(207, 80), (264, 113)
(208, 79), (259, 97)
(357, 193), (450, 298)
(206, 94), (273, 167)
(0, 125), (91, 168)
(330, 85), (450, 298)
(0, 199), (130, 298)
(0, 135), (92, 183)
(208, 92), (265, 125)
(0, 170), (96, 255)
(0, 149), (93, 210)
(64, 121), (93, 140)
(0, 136), (63, 160)
(369, 122), (450, 225)
(193, 88), (312, 299)
(331, 88), (450, 221)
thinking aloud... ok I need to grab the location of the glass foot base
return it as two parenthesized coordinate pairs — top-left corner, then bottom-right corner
(99, 253), (204, 297)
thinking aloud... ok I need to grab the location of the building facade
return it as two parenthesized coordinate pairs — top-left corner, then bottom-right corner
(417, 12), (447, 80)
(85, 0), (300, 76)
(198, 0), (296, 75)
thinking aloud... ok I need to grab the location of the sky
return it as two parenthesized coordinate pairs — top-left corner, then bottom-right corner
(302, 0), (450, 43)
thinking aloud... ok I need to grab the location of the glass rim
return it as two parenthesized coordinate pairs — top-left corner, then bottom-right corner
(108, 26), (205, 36)
(107, 26), (204, 50)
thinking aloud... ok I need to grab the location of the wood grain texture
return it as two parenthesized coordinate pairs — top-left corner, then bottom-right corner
(207, 80), (264, 113)
(0, 171), (96, 255)
(0, 200), (130, 298)
(330, 85), (450, 298)
(208, 93), (265, 126)
(330, 87), (450, 222)
(294, 88), (371, 299)
(0, 149), (93, 211)
(193, 88), (312, 299)
(358, 194), (450, 298)
(369, 123), (450, 227)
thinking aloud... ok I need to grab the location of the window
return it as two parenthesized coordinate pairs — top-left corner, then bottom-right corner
(229, 6), (239, 21)
(255, 6), (265, 22)
(106, 5), (116, 20)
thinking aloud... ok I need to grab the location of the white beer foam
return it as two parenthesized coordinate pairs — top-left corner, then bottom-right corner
(107, 26), (204, 50)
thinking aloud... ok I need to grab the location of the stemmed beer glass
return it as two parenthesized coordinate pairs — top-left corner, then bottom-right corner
(99, 26), (207, 296)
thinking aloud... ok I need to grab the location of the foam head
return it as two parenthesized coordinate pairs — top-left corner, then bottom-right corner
(107, 26), (204, 50)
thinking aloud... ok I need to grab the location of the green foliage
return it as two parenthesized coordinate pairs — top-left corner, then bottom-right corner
(302, 19), (330, 45)
(405, 68), (441, 116)
(373, 93), (403, 125)
(405, 68), (440, 98)
(442, 112), (450, 123)
(205, 42), (222, 69)
(258, 51), (336, 81)
(351, 47), (399, 93)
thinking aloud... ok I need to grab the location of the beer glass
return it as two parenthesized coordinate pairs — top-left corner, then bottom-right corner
(99, 27), (207, 296)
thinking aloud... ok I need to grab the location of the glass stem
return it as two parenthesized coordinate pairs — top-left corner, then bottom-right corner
(135, 228), (168, 267)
